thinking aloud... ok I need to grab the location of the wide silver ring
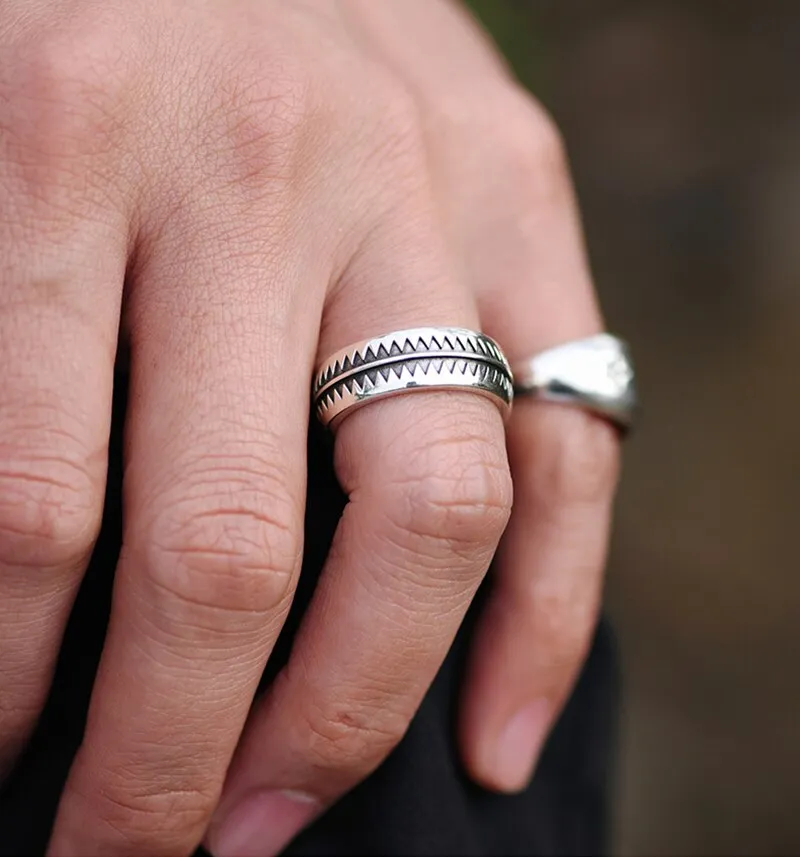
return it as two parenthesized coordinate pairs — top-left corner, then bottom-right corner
(313, 326), (514, 429)
(511, 333), (637, 431)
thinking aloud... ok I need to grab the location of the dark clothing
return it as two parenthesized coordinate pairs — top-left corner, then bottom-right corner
(0, 377), (618, 856)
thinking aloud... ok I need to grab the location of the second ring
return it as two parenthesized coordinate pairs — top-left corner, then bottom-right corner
(313, 326), (514, 429)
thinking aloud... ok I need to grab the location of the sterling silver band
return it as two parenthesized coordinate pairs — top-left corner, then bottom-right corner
(314, 327), (514, 429)
(511, 334), (637, 431)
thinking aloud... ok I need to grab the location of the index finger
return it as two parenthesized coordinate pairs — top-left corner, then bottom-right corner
(47, 209), (319, 855)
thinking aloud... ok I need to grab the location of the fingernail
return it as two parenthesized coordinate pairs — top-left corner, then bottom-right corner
(208, 789), (320, 857)
(493, 698), (552, 792)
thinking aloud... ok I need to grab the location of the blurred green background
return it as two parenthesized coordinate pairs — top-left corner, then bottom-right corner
(469, 2), (800, 855)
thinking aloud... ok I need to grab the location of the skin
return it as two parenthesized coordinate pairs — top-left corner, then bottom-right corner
(0, 1), (620, 855)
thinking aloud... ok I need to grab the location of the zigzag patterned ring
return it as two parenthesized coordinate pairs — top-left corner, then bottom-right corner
(313, 326), (514, 429)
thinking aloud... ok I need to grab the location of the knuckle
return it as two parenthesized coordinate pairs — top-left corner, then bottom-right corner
(299, 698), (408, 779)
(3, 24), (129, 174)
(138, 458), (302, 616)
(66, 774), (215, 850)
(518, 101), (569, 176)
(385, 426), (512, 555)
(0, 436), (102, 570)
(204, 52), (317, 195)
(491, 93), (571, 207)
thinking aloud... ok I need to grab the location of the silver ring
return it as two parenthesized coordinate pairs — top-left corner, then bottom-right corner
(511, 334), (636, 431)
(314, 326), (514, 429)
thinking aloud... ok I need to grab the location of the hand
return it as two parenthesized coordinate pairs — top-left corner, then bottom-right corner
(0, 1), (619, 855)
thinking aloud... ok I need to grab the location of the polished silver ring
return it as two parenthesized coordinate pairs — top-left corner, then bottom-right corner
(314, 326), (514, 429)
(511, 333), (636, 431)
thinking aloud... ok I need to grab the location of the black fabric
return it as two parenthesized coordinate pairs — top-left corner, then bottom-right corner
(0, 375), (619, 856)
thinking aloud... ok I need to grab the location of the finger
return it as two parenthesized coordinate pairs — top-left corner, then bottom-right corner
(458, 115), (622, 794)
(207, 164), (512, 857)
(462, 405), (619, 792)
(0, 38), (128, 774)
(47, 187), (321, 854)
